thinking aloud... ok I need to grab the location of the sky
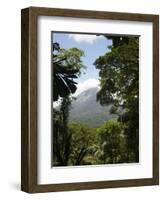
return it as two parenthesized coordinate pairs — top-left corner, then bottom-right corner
(52, 32), (112, 96)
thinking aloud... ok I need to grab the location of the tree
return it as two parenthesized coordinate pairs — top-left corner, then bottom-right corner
(53, 43), (85, 166)
(68, 123), (95, 165)
(53, 43), (85, 101)
(53, 96), (73, 166)
(94, 36), (139, 162)
(97, 120), (126, 164)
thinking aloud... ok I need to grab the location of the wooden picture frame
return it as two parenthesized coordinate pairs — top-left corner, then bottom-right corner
(21, 7), (159, 193)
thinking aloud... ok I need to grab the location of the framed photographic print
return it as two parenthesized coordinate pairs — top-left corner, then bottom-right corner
(21, 7), (159, 193)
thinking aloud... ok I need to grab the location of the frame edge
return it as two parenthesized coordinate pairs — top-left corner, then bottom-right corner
(21, 7), (30, 192)
(152, 15), (159, 186)
(21, 7), (38, 193)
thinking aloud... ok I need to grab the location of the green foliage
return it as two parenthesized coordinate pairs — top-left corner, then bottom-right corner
(53, 42), (86, 166)
(53, 36), (139, 166)
(97, 120), (127, 164)
(54, 46), (86, 75)
(94, 36), (139, 162)
(94, 36), (139, 107)
(68, 123), (95, 165)
(53, 96), (73, 166)
(53, 119), (130, 166)
(53, 43), (85, 101)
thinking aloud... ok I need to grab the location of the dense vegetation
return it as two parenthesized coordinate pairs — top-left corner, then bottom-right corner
(94, 36), (139, 162)
(52, 35), (139, 166)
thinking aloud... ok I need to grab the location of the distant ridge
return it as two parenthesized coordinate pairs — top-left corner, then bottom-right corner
(69, 87), (117, 127)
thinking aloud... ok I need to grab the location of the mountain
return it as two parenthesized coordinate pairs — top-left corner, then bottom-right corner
(69, 87), (117, 127)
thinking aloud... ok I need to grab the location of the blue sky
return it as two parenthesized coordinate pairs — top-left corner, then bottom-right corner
(52, 32), (112, 96)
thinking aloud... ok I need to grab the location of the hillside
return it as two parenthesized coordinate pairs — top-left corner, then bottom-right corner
(69, 87), (117, 127)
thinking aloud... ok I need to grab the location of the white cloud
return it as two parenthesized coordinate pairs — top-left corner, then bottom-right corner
(53, 97), (61, 108)
(74, 78), (100, 97)
(69, 34), (102, 44)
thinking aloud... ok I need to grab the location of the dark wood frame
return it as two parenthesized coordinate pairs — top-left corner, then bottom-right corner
(21, 6), (159, 193)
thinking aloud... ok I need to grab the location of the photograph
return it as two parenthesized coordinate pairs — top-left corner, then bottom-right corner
(21, 7), (159, 193)
(52, 32), (139, 167)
